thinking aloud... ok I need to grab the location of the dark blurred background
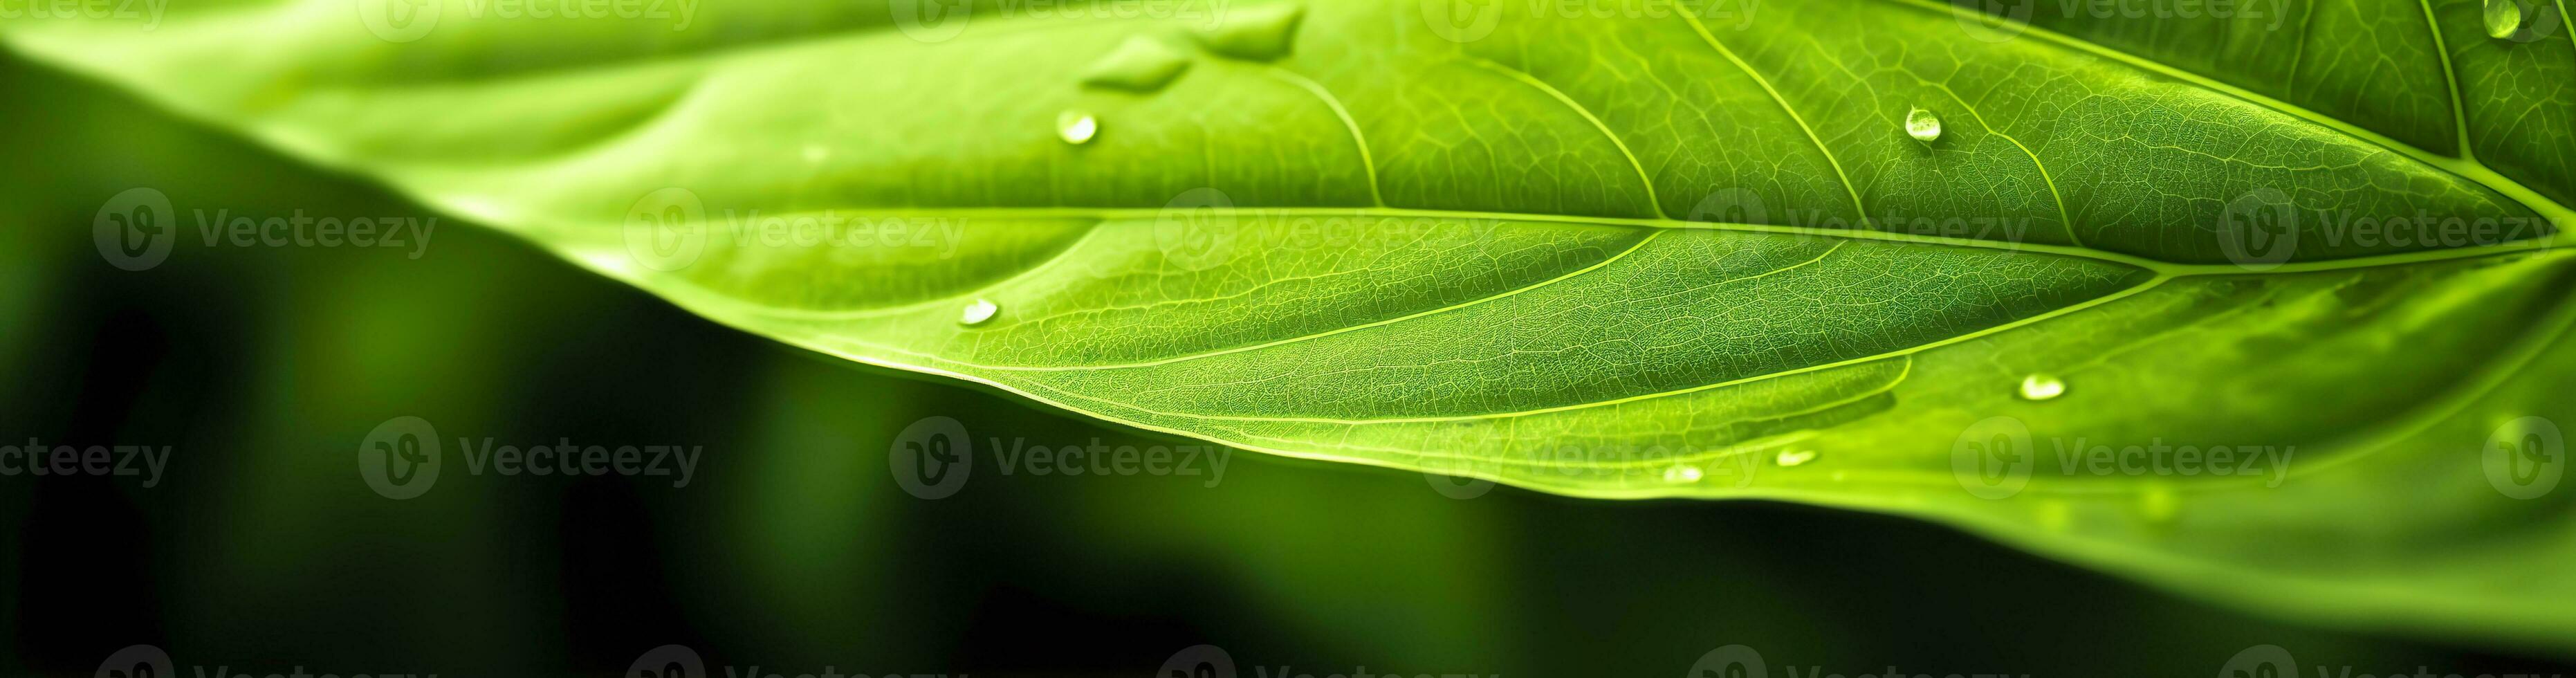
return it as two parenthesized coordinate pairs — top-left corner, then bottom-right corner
(3, 52), (2572, 677)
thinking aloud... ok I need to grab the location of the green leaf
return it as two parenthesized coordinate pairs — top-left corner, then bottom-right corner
(15, 0), (2576, 651)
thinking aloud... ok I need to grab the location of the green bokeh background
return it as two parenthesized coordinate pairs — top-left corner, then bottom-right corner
(1, 53), (2569, 677)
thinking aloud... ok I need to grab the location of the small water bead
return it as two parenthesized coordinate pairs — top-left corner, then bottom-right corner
(1661, 464), (1704, 483)
(2487, 0), (2526, 38)
(959, 298), (1000, 326)
(2018, 373), (2066, 401)
(1775, 449), (1817, 467)
(1056, 110), (1098, 145)
(1904, 107), (1942, 142)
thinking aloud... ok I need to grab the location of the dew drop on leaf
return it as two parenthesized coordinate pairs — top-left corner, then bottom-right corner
(1661, 464), (1703, 483)
(1056, 110), (1098, 145)
(2018, 373), (2066, 401)
(2485, 0), (2525, 38)
(1775, 449), (1818, 467)
(960, 298), (1000, 326)
(1904, 107), (1942, 142)
(1081, 35), (1192, 91)
(1194, 1), (1307, 61)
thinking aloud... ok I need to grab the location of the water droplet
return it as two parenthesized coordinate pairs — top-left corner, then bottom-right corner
(1056, 110), (1098, 145)
(2018, 373), (2066, 401)
(2485, 0), (2525, 38)
(1661, 464), (1704, 483)
(1195, 1), (1307, 61)
(1904, 107), (1942, 142)
(1082, 35), (1193, 92)
(1775, 449), (1817, 467)
(959, 298), (1000, 325)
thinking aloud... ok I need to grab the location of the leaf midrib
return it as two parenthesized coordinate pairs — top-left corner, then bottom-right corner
(609, 204), (2560, 283)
